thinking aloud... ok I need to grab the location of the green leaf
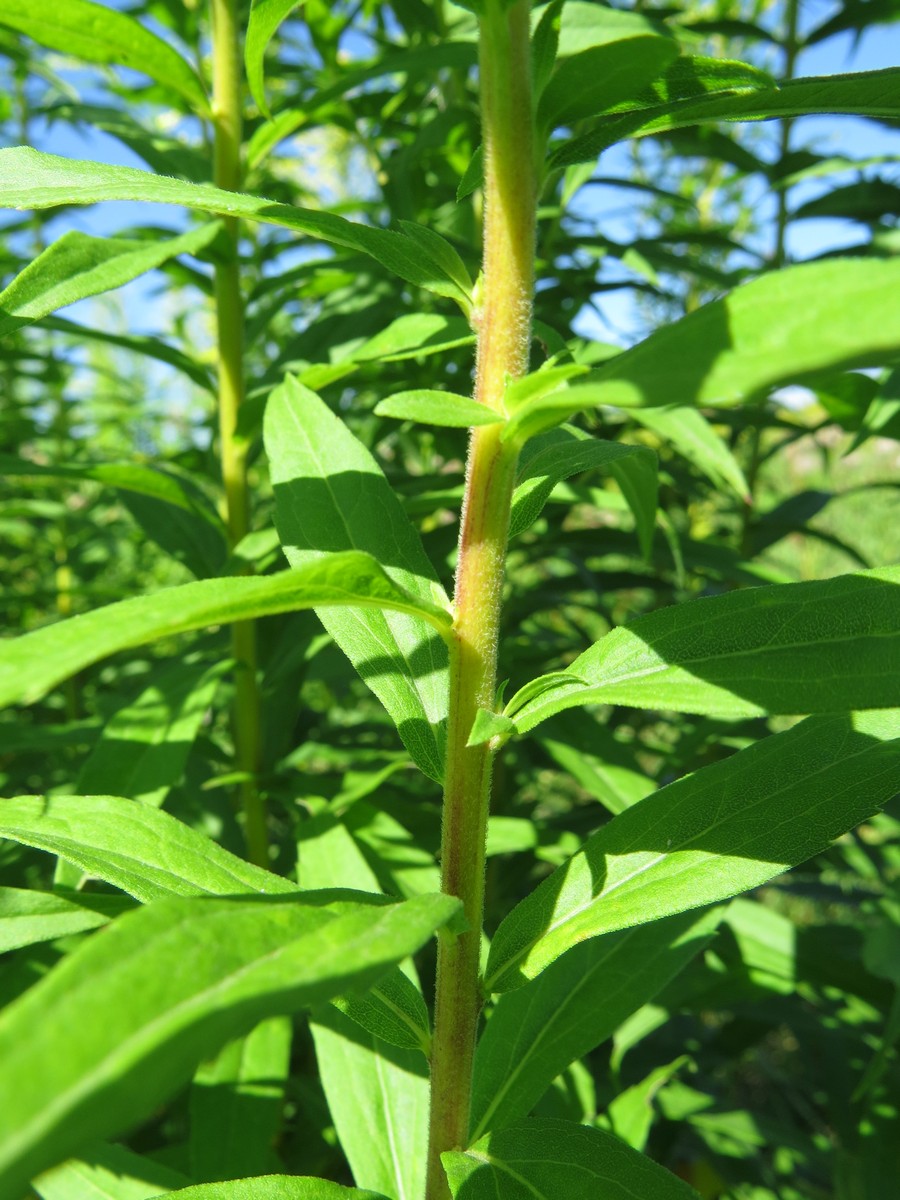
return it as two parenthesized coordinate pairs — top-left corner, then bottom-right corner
(0, 551), (451, 710)
(33, 1142), (190, 1200)
(150, 1179), (386, 1198)
(470, 909), (720, 1138)
(0, 891), (459, 1200)
(0, 888), (133, 955)
(353, 314), (475, 363)
(539, 35), (678, 129)
(375, 390), (504, 428)
(311, 1006), (429, 1200)
(484, 711), (900, 992)
(443, 1118), (699, 1198)
(0, 795), (297, 902)
(0, 224), (222, 338)
(75, 657), (228, 807)
(580, 259), (900, 409)
(190, 1018), (293, 1182)
(0, 0), (208, 114)
(603, 1057), (690, 1152)
(504, 567), (900, 734)
(510, 426), (658, 555)
(297, 808), (432, 1053)
(629, 407), (750, 500)
(553, 67), (900, 167)
(246, 0), (307, 117)
(0, 149), (471, 308)
(265, 377), (451, 783)
(536, 711), (655, 815)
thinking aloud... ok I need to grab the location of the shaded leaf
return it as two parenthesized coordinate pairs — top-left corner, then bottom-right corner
(505, 567), (900, 733)
(443, 1117), (699, 1198)
(485, 711), (900, 991)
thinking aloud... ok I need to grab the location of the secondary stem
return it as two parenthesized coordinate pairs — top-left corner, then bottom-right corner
(210, 0), (267, 866)
(426, 3), (536, 1195)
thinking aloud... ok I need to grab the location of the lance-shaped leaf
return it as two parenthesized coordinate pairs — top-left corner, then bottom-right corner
(443, 1118), (699, 1199)
(44, 316), (215, 390)
(0, 891), (460, 1200)
(311, 1006), (429, 1200)
(510, 426), (657, 555)
(552, 67), (900, 167)
(246, 0), (307, 116)
(0, 149), (471, 308)
(75, 657), (228, 807)
(502, 567), (900, 735)
(629, 406), (750, 500)
(484, 710), (900, 992)
(0, 887), (133, 955)
(0, 0), (208, 114)
(0, 551), (451, 710)
(149, 1180), (386, 1199)
(470, 908), (721, 1138)
(0, 224), (222, 337)
(0, 795), (297, 901)
(501, 259), (900, 432)
(266, 377), (451, 783)
(375, 390), (505, 428)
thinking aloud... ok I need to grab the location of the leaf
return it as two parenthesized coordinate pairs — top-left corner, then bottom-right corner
(190, 1018), (293, 1181)
(443, 1118), (699, 1199)
(0, 0), (208, 114)
(536, 711), (655, 815)
(0, 891), (460, 1200)
(604, 1057), (690, 1152)
(484, 710), (900, 992)
(352, 314), (475, 363)
(0, 795), (297, 902)
(0, 149), (471, 308)
(0, 224), (222, 337)
(0, 887), (133, 955)
(265, 377), (451, 784)
(246, 0), (307, 117)
(33, 1142), (190, 1200)
(501, 259), (900, 440)
(375, 390), (504, 428)
(0, 551), (451, 710)
(311, 1006), (429, 1200)
(629, 407), (750, 500)
(539, 36), (678, 129)
(509, 426), (658, 556)
(470, 909), (720, 1138)
(552, 67), (900, 167)
(151, 1178), (387, 1198)
(504, 567), (900, 734)
(75, 657), (228, 807)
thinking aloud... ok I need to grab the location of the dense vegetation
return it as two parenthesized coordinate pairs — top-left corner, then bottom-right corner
(0, 1), (899, 1198)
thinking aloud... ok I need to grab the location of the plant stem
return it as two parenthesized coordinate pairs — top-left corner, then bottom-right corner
(426, 3), (536, 1195)
(210, 0), (267, 866)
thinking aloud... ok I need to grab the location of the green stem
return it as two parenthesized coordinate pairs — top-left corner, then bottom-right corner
(210, 0), (267, 867)
(426, 4), (536, 1196)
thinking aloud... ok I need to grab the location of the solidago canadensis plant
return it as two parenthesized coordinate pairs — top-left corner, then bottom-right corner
(0, 1), (899, 1198)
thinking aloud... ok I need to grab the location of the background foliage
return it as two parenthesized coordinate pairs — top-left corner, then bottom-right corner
(0, 0), (899, 1198)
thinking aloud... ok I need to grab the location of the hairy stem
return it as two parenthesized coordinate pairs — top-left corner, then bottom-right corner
(210, 0), (266, 866)
(426, 3), (536, 1195)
